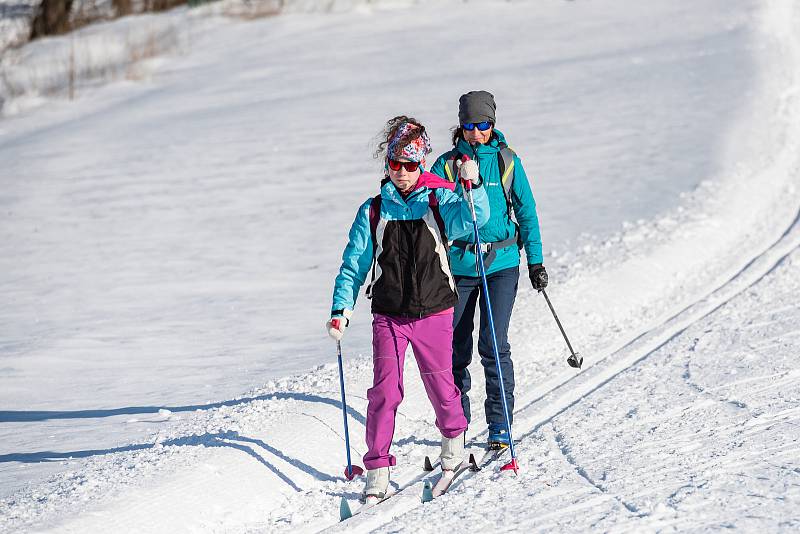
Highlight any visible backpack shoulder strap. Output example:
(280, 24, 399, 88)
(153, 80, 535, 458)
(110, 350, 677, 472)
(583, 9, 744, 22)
(496, 144, 516, 212)
(368, 194, 382, 250)
(497, 144, 516, 196)
(443, 150, 462, 183)
(428, 190, 447, 242)
(365, 194, 382, 300)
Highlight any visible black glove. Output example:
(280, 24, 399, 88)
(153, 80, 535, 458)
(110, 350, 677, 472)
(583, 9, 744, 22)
(529, 263, 548, 290)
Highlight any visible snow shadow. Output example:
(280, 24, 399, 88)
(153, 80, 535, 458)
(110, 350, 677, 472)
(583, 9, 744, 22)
(0, 392, 366, 425)
(0, 442, 153, 463)
(225, 432, 338, 483)
(0, 430, 343, 490)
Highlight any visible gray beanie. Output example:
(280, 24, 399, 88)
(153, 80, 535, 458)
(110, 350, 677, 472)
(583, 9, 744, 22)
(458, 90, 496, 124)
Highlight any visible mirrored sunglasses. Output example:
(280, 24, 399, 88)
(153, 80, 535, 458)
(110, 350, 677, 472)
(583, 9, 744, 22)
(462, 121, 493, 131)
(388, 159, 420, 172)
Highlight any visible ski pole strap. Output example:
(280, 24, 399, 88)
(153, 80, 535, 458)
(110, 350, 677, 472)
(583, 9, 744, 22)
(451, 232, 519, 269)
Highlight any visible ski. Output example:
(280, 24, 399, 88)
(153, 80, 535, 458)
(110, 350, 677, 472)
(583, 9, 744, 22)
(477, 446, 509, 468)
(339, 456, 441, 521)
(338, 439, 509, 520)
(421, 448, 504, 503)
(339, 490, 396, 521)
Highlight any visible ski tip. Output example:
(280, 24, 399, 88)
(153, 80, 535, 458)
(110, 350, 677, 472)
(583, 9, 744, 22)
(423, 456, 435, 471)
(339, 497, 353, 521)
(421, 480, 434, 503)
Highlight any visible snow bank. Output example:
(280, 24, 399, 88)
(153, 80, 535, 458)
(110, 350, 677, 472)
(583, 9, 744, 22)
(0, 8, 197, 115)
(216, 0, 428, 18)
(0, 0, 447, 115)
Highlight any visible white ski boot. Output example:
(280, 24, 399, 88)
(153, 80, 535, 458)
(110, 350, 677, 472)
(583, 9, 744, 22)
(361, 467, 389, 503)
(440, 431, 465, 472)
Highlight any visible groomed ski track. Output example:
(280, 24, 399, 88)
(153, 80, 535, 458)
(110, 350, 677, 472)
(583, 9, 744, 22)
(327, 207, 800, 533)
(324, 209, 800, 533)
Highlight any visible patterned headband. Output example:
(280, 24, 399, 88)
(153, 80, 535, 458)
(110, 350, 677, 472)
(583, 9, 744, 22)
(387, 123, 432, 163)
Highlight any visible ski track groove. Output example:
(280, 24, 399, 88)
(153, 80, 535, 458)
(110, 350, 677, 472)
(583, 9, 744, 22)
(328, 203, 800, 532)
(681, 357, 749, 410)
(701, 369, 797, 392)
(551, 423, 641, 515)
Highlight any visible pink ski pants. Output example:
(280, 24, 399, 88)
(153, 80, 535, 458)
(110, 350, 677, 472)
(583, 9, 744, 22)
(363, 311, 468, 470)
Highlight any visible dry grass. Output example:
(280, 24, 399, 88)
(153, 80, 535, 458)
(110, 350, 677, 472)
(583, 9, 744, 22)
(126, 30, 163, 80)
(221, 0, 283, 20)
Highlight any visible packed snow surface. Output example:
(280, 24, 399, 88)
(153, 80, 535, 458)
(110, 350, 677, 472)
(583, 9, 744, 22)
(1, 0, 800, 532)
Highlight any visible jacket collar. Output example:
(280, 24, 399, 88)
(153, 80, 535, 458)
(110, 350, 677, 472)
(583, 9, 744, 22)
(455, 129, 508, 158)
(380, 171, 453, 204)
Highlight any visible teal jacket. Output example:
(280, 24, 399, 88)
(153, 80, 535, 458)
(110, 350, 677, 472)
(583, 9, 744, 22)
(430, 130, 543, 276)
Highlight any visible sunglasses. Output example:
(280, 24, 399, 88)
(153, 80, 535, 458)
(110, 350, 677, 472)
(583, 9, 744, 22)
(462, 121, 493, 131)
(387, 159, 420, 172)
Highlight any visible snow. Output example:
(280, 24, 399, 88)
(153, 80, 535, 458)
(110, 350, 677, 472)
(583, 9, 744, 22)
(1, 0, 800, 532)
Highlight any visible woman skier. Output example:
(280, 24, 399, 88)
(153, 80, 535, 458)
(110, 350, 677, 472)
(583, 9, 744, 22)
(430, 91, 547, 449)
(327, 116, 489, 502)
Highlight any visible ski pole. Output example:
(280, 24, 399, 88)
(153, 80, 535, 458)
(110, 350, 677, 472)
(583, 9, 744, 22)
(463, 163, 519, 474)
(336, 340, 364, 480)
(540, 288, 583, 369)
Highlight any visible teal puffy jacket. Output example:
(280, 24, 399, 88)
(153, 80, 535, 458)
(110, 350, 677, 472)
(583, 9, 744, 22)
(430, 129, 543, 277)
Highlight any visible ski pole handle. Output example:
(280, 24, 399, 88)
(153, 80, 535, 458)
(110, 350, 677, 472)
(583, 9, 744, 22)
(534, 269, 549, 290)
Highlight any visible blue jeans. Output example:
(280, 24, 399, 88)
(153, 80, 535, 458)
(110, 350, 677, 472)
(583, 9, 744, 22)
(452, 266, 518, 426)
